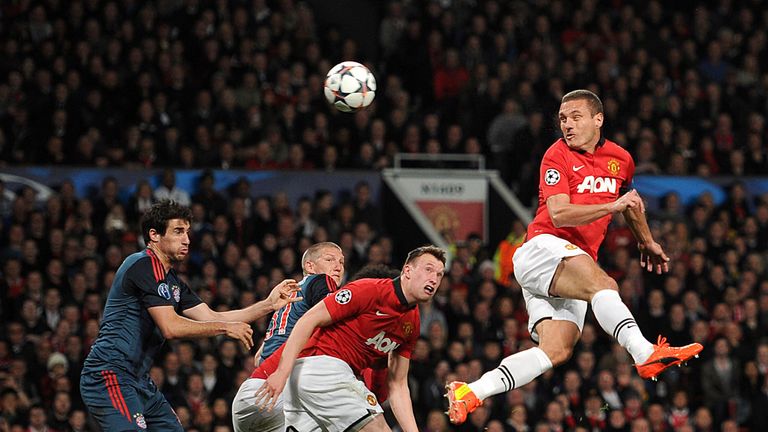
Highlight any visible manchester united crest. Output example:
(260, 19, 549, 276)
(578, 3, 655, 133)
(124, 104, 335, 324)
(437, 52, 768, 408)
(367, 394, 377, 406)
(607, 159, 620, 175)
(402, 321, 414, 337)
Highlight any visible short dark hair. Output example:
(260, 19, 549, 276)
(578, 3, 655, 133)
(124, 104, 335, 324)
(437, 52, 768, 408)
(350, 264, 399, 281)
(140, 201, 192, 243)
(404, 245, 447, 267)
(561, 89, 603, 115)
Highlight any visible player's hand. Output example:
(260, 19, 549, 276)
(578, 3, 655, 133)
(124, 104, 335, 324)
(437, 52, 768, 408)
(225, 322, 254, 351)
(637, 241, 670, 274)
(254, 371, 288, 412)
(611, 190, 644, 213)
(267, 279, 302, 311)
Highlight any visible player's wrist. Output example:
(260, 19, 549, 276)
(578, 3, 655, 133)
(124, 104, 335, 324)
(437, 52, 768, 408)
(637, 240, 654, 249)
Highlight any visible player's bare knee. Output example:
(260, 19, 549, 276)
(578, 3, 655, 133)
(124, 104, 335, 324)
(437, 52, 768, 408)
(540, 344, 573, 367)
(585, 274, 618, 298)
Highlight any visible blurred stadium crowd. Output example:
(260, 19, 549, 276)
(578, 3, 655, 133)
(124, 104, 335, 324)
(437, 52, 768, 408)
(1, 0, 768, 431)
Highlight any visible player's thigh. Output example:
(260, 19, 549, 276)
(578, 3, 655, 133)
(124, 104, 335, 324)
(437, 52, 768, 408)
(513, 234, 590, 299)
(524, 289, 587, 346)
(284, 356, 383, 432)
(142, 381, 184, 431)
(232, 378, 284, 432)
(549, 254, 616, 301)
(80, 371, 145, 431)
(358, 413, 392, 432)
(535, 318, 582, 366)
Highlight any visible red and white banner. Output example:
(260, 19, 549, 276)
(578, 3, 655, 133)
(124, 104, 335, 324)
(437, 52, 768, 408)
(394, 176, 487, 242)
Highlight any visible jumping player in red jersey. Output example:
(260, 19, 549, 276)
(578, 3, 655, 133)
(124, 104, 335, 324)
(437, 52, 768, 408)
(254, 245, 446, 432)
(445, 90, 703, 424)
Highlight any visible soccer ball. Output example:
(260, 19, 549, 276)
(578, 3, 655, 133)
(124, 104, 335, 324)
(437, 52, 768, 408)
(323, 61, 376, 113)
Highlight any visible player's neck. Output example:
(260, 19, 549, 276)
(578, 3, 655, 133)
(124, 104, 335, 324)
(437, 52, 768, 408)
(399, 282, 418, 305)
(148, 244, 170, 273)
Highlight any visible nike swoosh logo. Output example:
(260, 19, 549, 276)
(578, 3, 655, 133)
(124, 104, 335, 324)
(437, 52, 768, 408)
(573, 165, 585, 171)
(642, 357, 678, 366)
(375, 310, 388, 316)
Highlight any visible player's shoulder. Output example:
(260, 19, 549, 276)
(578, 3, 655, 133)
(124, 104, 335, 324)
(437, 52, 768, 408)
(542, 138, 570, 162)
(123, 250, 164, 281)
(338, 277, 391, 302)
(304, 273, 338, 291)
(602, 138, 632, 160)
(544, 138, 567, 155)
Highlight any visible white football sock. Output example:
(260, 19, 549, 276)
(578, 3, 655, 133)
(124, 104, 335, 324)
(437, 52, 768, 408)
(591, 289, 654, 363)
(467, 347, 552, 400)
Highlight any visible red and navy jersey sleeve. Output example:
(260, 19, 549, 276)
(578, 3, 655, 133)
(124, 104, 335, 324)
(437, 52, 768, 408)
(178, 280, 203, 311)
(540, 141, 571, 200)
(124, 257, 174, 309)
(323, 280, 377, 323)
(305, 274, 338, 307)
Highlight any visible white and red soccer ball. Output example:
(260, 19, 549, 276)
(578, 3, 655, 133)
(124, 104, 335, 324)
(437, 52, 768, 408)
(323, 61, 377, 113)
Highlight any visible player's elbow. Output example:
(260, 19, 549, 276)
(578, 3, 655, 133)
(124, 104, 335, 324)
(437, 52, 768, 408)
(549, 210, 566, 228)
(159, 326, 178, 340)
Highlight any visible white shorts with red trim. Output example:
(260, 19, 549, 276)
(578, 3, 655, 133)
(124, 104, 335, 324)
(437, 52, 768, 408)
(513, 234, 589, 343)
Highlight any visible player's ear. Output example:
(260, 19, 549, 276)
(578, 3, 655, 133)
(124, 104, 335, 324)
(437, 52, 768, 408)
(594, 112, 604, 128)
(402, 264, 411, 279)
(149, 228, 161, 242)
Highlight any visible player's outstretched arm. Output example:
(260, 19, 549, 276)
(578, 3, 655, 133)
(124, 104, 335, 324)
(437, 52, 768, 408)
(148, 305, 254, 350)
(253, 301, 333, 411)
(546, 191, 642, 228)
(185, 279, 302, 323)
(621, 192, 670, 274)
(387, 354, 419, 432)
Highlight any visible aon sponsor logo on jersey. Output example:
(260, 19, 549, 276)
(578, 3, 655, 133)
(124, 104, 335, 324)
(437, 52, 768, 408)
(576, 176, 617, 194)
(365, 331, 401, 354)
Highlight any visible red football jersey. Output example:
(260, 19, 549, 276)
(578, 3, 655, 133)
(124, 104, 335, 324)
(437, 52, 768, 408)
(526, 138, 635, 260)
(251, 277, 419, 378)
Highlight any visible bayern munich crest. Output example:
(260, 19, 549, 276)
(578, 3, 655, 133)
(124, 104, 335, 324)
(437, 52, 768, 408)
(335, 289, 352, 304)
(544, 168, 561, 185)
(133, 413, 147, 429)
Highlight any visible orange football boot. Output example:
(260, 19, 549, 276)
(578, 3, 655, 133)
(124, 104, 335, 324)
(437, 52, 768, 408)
(635, 336, 703, 381)
(445, 381, 483, 424)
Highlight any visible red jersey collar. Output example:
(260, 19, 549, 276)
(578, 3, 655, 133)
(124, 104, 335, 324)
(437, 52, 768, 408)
(393, 277, 416, 309)
(574, 134, 606, 154)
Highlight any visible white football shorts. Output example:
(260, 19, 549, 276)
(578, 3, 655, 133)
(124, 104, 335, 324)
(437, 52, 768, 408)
(232, 377, 284, 432)
(513, 234, 589, 343)
(284, 355, 383, 432)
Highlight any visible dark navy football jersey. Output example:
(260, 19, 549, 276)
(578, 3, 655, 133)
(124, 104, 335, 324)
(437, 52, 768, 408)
(260, 273, 338, 361)
(82, 249, 202, 378)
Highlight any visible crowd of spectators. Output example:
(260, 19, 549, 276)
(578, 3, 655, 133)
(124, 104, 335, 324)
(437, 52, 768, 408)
(1, 176, 768, 432)
(1, 0, 768, 431)
(2, 0, 767, 203)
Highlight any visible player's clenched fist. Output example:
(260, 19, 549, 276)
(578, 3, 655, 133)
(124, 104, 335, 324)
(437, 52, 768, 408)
(225, 322, 254, 350)
(610, 189, 644, 213)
